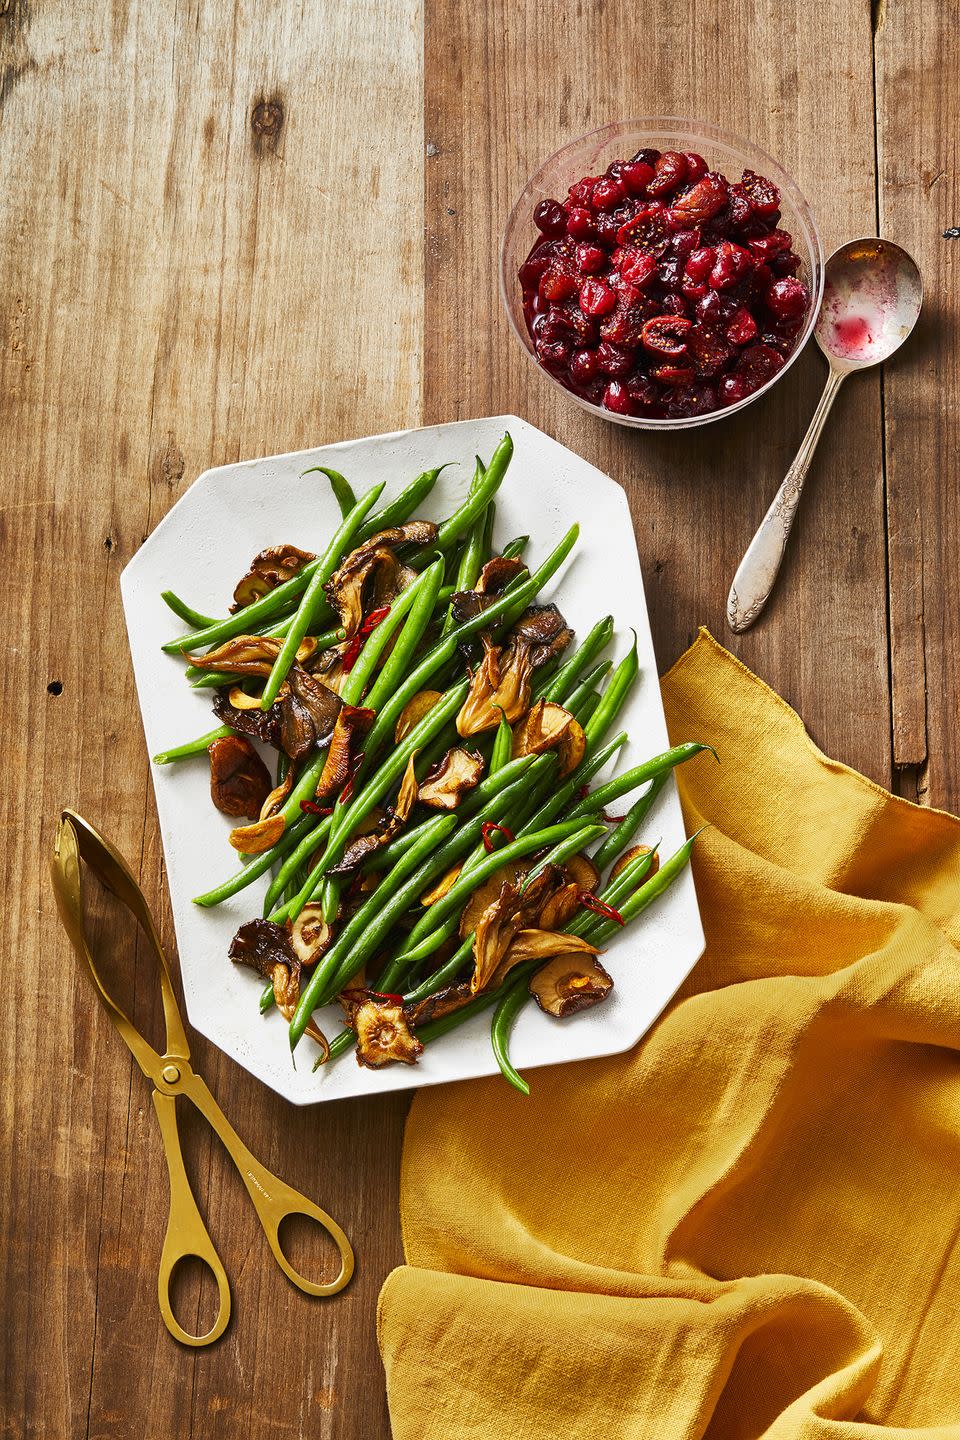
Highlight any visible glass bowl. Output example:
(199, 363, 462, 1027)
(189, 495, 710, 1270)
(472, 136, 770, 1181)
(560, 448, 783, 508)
(500, 117, 824, 430)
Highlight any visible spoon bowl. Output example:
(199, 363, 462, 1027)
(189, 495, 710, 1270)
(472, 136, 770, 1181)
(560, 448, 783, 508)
(816, 238, 923, 371)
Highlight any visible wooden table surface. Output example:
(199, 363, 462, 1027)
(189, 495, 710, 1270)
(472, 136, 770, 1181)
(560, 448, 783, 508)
(2, 1, 956, 1435)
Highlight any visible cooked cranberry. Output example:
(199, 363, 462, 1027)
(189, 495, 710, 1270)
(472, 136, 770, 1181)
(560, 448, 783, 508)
(666, 380, 717, 417)
(579, 278, 617, 316)
(670, 228, 702, 256)
(709, 240, 754, 290)
(646, 151, 688, 198)
(629, 147, 660, 167)
(518, 251, 551, 289)
(657, 255, 684, 289)
(681, 275, 708, 301)
(627, 374, 661, 410)
(606, 160, 627, 183)
(766, 277, 809, 320)
(621, 160, 654, 195)
(593, 212, 621, 244)
(724, 184, 754, 229)
(661, 293, 688, 317)
(771, 250, 801, 277)
(597, 341, 634, 377)
(534, 199, 567, 236)
(591, 176, 624, 211)
(567, 307, 599, 344)
(684, 152, 709, 182)
(641, 314, 692, 358)
(539, 267, 579, 302)
(536, 337, 570, 364)
(575, 243, 606, 274)
(740, 169, 780, 217)
(685, 246, 715, 283)
(568, 177, 598, 207)
(537, 307, 571, 341)
(651, 363, 695, 385)
(617, 202, 671, 253)
(718, 373, 751, 406)
(602, 380, 633, 414)
(569, 347, 602, 383)
(688, 324, 733, 376)
(669, 173, 728, 224)
(695, 290, 724, 325)
(726, 308, 758, 346)
(599, 309, 636, 344)
(747, 228, 792, 263)
(737, 342, 784, 387)
(566, 206, 596, 241)
(617, 248, 657, 287)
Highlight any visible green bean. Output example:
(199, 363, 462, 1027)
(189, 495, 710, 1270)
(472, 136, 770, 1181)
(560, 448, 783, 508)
(520, 823, 605, 886)
(500, 536, 529, 560)
(288, 815, 458, 1047)
(517, 732, 628, 838)
(564, 661, 612, 718)
(161, 591, 217, 630)
(433, 435, 512, 553)
(539, 616, 615, 704)
(592, 774, 669, 875)
(441, 502, 490, 635)
(261, 815, 334, 916)
(353, 561, 448, 727)
(564, 743, 716, 824)
(356, 465, 448, 544)
(260, 981, 275, 1014)
(259, 484, 385, 707)
(587, 830, 703, 946)
(489, 708, 512, 773)
(582, 637, 639, 745)
(491, 971, 534, 1095)
(191, 811, 316, 907)
(153, 723, 233, 765)
(300, 465, 357, 519)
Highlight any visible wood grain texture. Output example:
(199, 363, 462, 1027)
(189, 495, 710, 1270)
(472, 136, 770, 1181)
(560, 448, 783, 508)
(1, 0, 955, 1437)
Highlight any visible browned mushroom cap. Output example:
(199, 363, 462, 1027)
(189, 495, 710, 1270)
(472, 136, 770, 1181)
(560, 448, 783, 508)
(511, 699, 586, 778)
(565, 853, 600, 893)
(187, 634, 317, 678)
(327, 814, 401, 876)
(288, 904, 334, 965)
(456, 635, 534, 737)
(213, 688, 281, 747)
(228, 811, 286, 854)
(229, 917, 299, 980)
(418, 747, 484, 809)
(394, 751, 421, 821)
(395, 690, 443, 743)
(529, 952, 613, 1018)
(512, 603, 574, 668)
(406, 982, 473, 1026)
(259, 767, 294, 821)
(537, 880, 582, 931)
(420, 862, 464, 906)
(491, 928, 599, 989)
(314, 704, 375, 801)
(470, 866, 559, 993)
(231, 544, 317, 611)
(351, 996, 424, 1068)
(278, 666, 343, 760)
(476, 555, 528, 595)
(325, 523, 438, 637)
(610, 844, 659, 882)
(457, 858, 529, 937)
(208, 736, 273, 820)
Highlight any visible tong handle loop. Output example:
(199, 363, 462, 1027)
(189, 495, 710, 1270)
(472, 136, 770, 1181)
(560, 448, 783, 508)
(241, 1154, 355, 1297)
(153, 1091, 231, 1347)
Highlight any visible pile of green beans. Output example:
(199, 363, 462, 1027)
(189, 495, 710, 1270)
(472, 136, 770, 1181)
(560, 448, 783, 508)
(151, 430, 716, 1088)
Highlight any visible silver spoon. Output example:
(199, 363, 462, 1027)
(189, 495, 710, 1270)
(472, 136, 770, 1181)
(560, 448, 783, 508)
(727, 238, 922, 633)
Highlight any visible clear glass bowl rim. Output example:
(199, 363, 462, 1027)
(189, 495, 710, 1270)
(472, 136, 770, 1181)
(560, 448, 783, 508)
(499, 116, 825, 430)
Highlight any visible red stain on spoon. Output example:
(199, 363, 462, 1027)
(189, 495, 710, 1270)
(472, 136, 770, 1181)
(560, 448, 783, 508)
(831, 314, 875, 359)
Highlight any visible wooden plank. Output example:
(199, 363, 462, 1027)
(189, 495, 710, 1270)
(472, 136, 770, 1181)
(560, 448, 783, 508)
(424, 0, 891, 788)
(0, 1, 421, 1437)
(875, 0, 960, 810)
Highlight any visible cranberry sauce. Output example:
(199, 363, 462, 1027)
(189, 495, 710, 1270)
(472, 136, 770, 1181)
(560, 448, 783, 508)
(519, 150, 810, 420)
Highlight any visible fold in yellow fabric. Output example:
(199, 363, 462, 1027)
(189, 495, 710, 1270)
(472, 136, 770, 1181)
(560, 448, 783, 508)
(378, 630, 960, 1439)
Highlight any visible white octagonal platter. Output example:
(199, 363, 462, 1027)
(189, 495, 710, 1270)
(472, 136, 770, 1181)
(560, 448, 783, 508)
(121, 415, 704, 1103)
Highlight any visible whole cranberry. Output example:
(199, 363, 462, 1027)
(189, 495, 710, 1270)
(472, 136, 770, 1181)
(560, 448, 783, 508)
(771, 250, 801, 277)
(726, 308, 758, 346)
(518, 251, 551, 290)
(566, 206, 596, 240)
(575, 243, 607, 274)
(568, 177, 598, 207)
(606, 160, 627, 183)
(671, 228, 702, 256)
(534, 199, 567, 236)
(681, 275, 708, 301)
(684, 152, 709, 182)
(618, 248, 657, 287)
(666, 379, 717, 417)
(602, 380, 633, 414)
(737, 342, 785, 387)
(747, 228, 792, 263)
(709, 240, 754, 290)
(591, 176, 624, 211)
(629, 147, 660, 167)
(579, 278, 617, 316)
(594, 212, 621, 244)
(569, 347, 602, 383)
(695, 290, 724, 325)
(766, 277, 809, 320)
(719, 373, 751, 406)
(657, 255, 684, 289)
(537, 306, 571, 341)
(685, 246, 715, 283)
(646, 151, 688, 198)
(661, 293, 688, 317)
(536, 337, 570, 365)
(740, 169, 781, 216)
(596, 341, 633, 376)
(567, 307, 599, 344)
(621, 160, 655, 195)
(539, 267, 579, 302)
(627, 374, 661, 408)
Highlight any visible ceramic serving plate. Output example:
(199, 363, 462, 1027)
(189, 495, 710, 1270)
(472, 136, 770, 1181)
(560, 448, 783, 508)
(121, 415, 705, 1103)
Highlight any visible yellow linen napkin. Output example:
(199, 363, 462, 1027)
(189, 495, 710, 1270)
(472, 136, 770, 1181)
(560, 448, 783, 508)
(378, 630, 960, 1439)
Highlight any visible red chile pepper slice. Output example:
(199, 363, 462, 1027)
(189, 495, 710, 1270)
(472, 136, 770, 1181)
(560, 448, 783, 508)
(578, 891, 626, 926)
(343, 607, 391, 672)
(367, 989, 405, 1003)
(341, 636, 363, 673)
(338, 751, 365, 807)
(300, 800, 334, 816)
(360, 605, 391, 636)
(481, 820, 516, 853)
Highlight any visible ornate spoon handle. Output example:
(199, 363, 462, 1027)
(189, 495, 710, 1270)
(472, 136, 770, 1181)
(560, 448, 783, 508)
(727, 368, 845, 633)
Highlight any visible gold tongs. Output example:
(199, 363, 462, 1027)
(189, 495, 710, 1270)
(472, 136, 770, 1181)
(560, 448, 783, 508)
(51, 809, 354, 1346)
